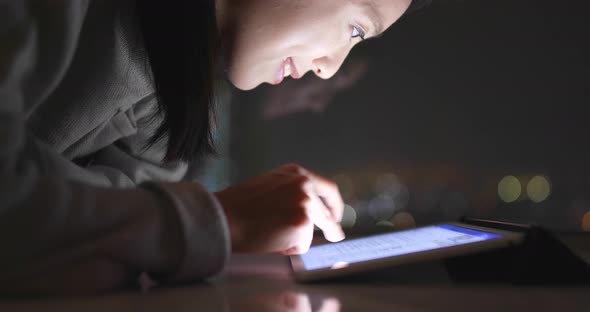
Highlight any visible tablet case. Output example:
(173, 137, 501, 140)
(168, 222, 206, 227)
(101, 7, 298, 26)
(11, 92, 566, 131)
(444, 217, 590, 285)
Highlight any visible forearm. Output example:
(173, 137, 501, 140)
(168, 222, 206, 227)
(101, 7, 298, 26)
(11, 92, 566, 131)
(0, 174, 230, 296)
(0, 177, 177, 295)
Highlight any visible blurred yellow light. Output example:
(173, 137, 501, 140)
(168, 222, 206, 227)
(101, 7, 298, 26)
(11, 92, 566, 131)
(376, 220, 395, 228)
(340, 204, 357, 228)
(526, 176, 551, 203)
(583, 211, 590, 232)
(390, 212, 416, 229)
(498, 176, 522, 203)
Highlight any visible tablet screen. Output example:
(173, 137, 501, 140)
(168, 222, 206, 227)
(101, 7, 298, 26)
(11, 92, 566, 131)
(300, 224, 501, 270)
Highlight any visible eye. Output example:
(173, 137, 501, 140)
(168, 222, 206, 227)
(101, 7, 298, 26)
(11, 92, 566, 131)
(351, 26, 366, 41)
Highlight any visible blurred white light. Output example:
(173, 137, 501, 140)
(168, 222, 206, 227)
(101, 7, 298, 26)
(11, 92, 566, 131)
(368, 194, 395, 221)
(331, 261, 350, 269)
(375, 173, 402, 196)
(333, 174, 355, 201)
(498, 176, 522, 203)
(390, 212, 416, 229)
(526, 176, 551, 203)
(340, 204, 357, 228)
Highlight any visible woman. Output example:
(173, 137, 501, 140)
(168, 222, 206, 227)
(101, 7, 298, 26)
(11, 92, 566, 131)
(0, 0, 427, 295)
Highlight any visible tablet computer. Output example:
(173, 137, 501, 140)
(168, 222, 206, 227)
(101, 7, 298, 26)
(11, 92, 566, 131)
(290, 222, 524, 282)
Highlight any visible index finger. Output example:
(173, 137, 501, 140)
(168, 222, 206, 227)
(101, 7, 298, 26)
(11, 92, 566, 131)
(303, 182, 345, 242)
(300, 169, 345, 222)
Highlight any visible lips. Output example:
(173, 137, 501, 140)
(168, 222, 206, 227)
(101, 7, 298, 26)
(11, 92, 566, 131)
(274, 57, 301, 84)
(286, 57, 301, 79)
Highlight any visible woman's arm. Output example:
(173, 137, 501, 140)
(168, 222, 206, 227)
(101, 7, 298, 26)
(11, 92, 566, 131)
(0, 1, 230, 296)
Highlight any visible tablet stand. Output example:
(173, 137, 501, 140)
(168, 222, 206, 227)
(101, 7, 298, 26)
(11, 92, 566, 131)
(444, 218, 590, 285)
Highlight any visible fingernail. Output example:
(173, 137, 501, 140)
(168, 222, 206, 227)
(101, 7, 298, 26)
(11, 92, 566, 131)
(330, 227, 345, 242)
(337, 228, 346, 240)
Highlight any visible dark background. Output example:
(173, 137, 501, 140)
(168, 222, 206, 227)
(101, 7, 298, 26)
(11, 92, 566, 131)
(228, 0, 590, 231)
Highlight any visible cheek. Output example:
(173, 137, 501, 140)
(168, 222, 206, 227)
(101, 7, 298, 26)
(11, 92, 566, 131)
(225, 12, 342, 90)
(227, 45, 277, 90)
(226, 31, 305, 90)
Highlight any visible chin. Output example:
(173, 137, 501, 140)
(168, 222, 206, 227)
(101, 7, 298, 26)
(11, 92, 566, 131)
(227, 73, 263, 91)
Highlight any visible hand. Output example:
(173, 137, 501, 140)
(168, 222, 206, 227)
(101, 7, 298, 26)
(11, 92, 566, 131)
(214, 164, 345, 254)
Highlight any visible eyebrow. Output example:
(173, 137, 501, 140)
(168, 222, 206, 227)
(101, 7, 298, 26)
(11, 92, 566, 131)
(359, 0, 385, 37)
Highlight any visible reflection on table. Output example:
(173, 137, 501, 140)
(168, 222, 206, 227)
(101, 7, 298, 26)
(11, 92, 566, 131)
(1, 244, 589, 312)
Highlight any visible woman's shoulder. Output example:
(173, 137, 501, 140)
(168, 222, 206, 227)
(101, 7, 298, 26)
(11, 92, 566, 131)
(20, 0, 157, 157)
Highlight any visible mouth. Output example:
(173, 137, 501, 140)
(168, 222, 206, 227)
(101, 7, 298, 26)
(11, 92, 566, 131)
(274, 57, 301, 85)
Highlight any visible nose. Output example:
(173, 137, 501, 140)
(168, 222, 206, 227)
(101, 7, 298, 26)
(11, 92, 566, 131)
(312, 46, 351, 80)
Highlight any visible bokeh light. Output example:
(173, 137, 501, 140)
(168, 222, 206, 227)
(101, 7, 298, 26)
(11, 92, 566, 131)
(375, 220, 395, 228)
(526, 175, 551, 203)
(374, 172, 410, 211)
(571, 199, 589, 225)
(375, 173, 402, 195)
(583, 211, 590, 232)
(368, 194, 396, 221)
(340, 204, 357, 228)
(332, 174, 355, 201)
(498, 175, 522, 203)
(390, 212, 416, 229)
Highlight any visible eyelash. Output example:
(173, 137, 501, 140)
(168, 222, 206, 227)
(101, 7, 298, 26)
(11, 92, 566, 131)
(351, 25, 366, 41)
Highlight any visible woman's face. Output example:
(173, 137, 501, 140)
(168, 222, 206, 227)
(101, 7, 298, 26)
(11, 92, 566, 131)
(219, 0, 412, 90)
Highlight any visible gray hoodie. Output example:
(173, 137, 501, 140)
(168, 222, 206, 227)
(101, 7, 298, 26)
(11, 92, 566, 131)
(0, 0, 230, 294)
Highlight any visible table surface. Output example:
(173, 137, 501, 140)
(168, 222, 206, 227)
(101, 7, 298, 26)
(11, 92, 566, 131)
(1, 233, 589, 312)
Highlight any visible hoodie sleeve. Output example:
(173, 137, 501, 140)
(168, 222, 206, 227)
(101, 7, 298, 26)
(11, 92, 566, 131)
(0, 0, 230, 296)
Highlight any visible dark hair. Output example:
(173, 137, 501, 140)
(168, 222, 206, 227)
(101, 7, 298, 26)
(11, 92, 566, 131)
(136, 0, 218, 163)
